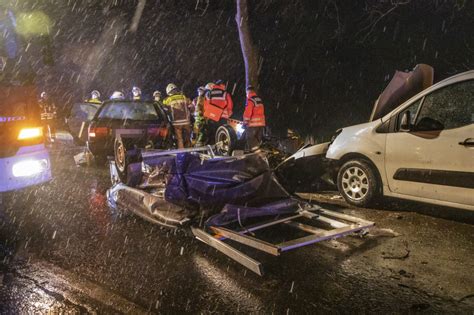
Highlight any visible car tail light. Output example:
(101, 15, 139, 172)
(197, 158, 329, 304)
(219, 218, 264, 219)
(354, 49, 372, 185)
(148, 127, 168, 138)
(18, 127, 43, 140)
(89, 126, 108, 138)
(147, 127, 160, 135)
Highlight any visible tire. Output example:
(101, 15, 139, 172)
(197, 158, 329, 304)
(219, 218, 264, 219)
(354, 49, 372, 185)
(337, 159, 380, 207)
(215, 125, 237, 156)
(114, 137, 140, 184)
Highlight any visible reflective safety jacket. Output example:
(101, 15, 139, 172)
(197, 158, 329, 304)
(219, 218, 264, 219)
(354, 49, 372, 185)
(203, 84, 233, 121)
(243, 91, 266, 127)
(86, 98, 102, 104)
(193, 95, 205, 119)
(163, 93, 191, 126)
(39, 99, 56, 114)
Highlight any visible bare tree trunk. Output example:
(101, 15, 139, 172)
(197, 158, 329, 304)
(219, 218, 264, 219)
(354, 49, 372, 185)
(235, 0, 260, 90)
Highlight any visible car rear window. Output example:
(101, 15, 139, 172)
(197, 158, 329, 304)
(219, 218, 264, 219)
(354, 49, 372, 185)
(98, 102, 159, 121)
(71, 103, 100, 121)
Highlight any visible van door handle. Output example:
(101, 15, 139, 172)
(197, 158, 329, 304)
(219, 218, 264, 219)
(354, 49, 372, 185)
(459, 138, 474, 146)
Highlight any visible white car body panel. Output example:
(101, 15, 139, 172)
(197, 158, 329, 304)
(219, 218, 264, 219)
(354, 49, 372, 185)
(326, 120, 388, 189)
(326, 70, 474, 211)
(289, 142, 329, 161)
(385, 124, 474, 206)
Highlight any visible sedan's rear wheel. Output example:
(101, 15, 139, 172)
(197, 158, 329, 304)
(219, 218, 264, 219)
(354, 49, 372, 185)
(114, 137, 140, 185)
(215, 125, 237, 156)
(115, 139, 127, 173)
(337, 159, 380, 207)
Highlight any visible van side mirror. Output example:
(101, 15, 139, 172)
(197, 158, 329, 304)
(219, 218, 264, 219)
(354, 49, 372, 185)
(399, 111, 411, 132)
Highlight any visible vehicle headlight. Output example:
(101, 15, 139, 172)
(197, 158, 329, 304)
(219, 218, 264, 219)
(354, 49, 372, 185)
(12, 159, 49, 177)
(236, 123, 245, 136)
(330, 128, 343, 144)
(18, 127, 43, 140)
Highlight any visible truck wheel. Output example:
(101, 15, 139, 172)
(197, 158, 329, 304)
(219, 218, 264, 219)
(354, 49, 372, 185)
(114, 137, 139, 184)
(215, 125, 237, 156)
(337, 159, 380, 207)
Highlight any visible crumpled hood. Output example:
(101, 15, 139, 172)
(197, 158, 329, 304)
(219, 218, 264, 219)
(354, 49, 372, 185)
(370, 64, 433, 121)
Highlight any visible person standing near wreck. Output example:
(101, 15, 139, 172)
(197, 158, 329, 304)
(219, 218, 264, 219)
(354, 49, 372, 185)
(86, 90, 102, 104)
(204, 80, 233, 122)
(203, 80, 234, 145)
(131, 86, 142, 100)
(243, 85, 266, 153)
(192, 86, 207, 146)
(153, 90, 163, 104)
(163, 83, 192, 148)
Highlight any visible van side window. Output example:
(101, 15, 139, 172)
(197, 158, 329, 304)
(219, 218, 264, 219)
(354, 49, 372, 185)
(416, 80, 474, 130)
(397, 98, 422, 131)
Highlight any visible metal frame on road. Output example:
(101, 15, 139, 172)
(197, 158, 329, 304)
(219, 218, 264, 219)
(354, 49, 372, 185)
(192, 207, 375, 276)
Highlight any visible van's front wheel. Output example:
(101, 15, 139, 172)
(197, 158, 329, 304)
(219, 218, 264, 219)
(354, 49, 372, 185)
(337, 159, 380, 207)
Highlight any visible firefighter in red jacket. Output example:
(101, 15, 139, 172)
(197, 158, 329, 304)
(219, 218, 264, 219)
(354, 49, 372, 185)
(203, 80, 234, 145)
(203, 80, 233, 123)
(243, 86, 265, 152)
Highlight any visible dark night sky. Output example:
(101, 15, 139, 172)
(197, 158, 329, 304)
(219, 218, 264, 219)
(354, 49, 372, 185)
(9, 0, 474, 138)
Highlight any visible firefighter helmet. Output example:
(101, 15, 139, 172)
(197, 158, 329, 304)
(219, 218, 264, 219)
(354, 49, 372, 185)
(166, 83, 178, 95)
(91, 90, 101, 99)
(110, 91, 125, 100)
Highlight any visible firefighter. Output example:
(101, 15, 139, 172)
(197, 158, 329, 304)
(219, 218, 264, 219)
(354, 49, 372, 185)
(38, 91, 48, 113)
(163, 83, 192, 148)
(203, 80, 233, 142)
(110, 91, 125, 100)
(87, 90, 101, 104)
(38, 91, 57, 142)
(243, 85, 266, 153)
(131, 86, 142, 100)
(203, 80, 233, 122)
(153, 90, 162, 103)
(192, 86, 207, 146)
(38, 91, 56, 114)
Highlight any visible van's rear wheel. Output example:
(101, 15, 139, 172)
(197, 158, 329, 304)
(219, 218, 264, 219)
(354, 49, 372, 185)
(337, 159, 380, 207)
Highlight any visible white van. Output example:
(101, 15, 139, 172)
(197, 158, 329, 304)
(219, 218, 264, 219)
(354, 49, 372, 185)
(326, 68, 474, 211)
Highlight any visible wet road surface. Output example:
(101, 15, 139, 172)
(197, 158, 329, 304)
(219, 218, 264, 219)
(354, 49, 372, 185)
(1, 139, 473, 313)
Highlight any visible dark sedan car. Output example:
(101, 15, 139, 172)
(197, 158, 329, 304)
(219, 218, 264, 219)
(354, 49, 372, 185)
(87, 100, 174, 163)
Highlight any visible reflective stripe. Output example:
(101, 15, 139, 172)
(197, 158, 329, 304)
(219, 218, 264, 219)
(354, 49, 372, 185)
(173, 120, 191, 126)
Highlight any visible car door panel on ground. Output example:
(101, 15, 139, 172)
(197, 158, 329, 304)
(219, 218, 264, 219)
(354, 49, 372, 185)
(385, 79, 474, 206)
(68, 103, 101, 142)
